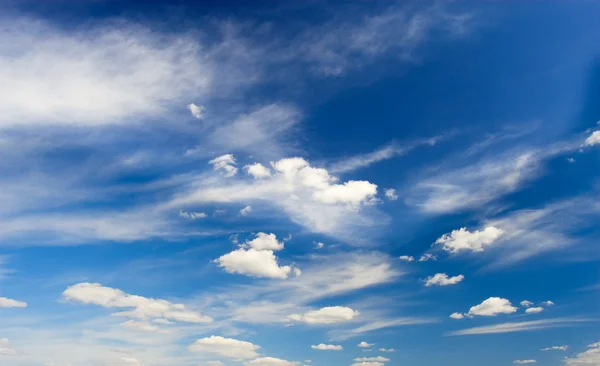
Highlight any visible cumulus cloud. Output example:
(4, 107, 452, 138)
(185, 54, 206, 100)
(0, 297, 27, 308)
(63, 282, 212, 323)
(315, 242, 324, 249)
(384, 189, 398, 201)
(354, 356, 390, 362)
(169, 157, 380, 242)
(245, 357, 300, 366)
(187, 103, 206, 119)
(240, 205, 253, 216)
(513, 360, 536, 364)
(179, 210, 207, 219)
(215, 232, 298, 279)
(289, 306, 359, 324)
(435, 226, 504, 253)
(209, 154, 238, 177)
(246, 163, 272, 178)
(311, 344, 343, 351)
(189, 336, 261, 360)
(564, 342, 600, 365)
(418, 254, 437, 262)
(541, 301, 554, 306)
(351, 362, 384, 366)
(358, 341, 374, 348)
(449, 312, 464, 319)
(0, 18, 209, 127)
(525, 307, 543, 314)
(398, 255, 414, 262)
(584, 131, 600, 146)
(541, 345, 567, 351)
(467, 297, 517, 317)
(424, 273, 464, 287)
(520, 300, 533, 307)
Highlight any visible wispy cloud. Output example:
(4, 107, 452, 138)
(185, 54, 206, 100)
(447, 318, 593, 336)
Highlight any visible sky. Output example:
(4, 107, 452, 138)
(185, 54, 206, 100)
(0, 1, 599, 366)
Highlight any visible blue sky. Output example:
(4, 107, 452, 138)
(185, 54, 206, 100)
(0, 1, 599, 366)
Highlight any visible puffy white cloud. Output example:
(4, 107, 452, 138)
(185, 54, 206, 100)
(418, 254, 437, 262)
(0, 18, 209, 127)
(542, 300, 554, 306)
(189, 336, 261, 360)
(0, 338, 17, 356)
(178, 210, 207, 219)
(215, 248, 298, 279)
(354, 356, 390, 362)
(467, 297, 517, 316)
(311, 344, 343, 351)
(564, 342, 600, 365)
(525, 307, 543, 314)
(449, 312, 464, 320)
(187, 103, 205, 119)
(513, 360, 536, 364)
(424, 273, 464, 287)
(246, 163, 272, 178)
(384, 189, 398, 201)
(245, 357, 300, 366)
(398, 255, 413, 262)
(242, 233, 284, 251)
(378, 349, 395, 352)
(0, 297, 27, 308)
(584, 131, 600, 146)
(209, 154, 238, 177)
(240, 205, 253, 216)
(169, 157, 380, 242)
(315, 242, 324, 249)
(289, 306, 359, 324)
(435, 226, 504, 253)
(541, 345, 567, 351)
(351, 362, 384, 366)
(520, 300, 533, 307)
(63, 282, 211, 323)
(358, 341, 374, 348)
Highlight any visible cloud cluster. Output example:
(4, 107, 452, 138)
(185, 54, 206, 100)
(424, 273, 464, 287)
(63, 282, 212, 323)
(189, 336, 261, 360)
(311, 344, 342, 351)
(435, 227, 504, 253)
(209, 154, 239, 177)
(215, 232, 299, 279)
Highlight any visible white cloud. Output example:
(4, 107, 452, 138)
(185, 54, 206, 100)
(525, 307, 543, 314)
(584, 131, 600, 146)
(202, 362, 225, 366)
(187, 103, 206, 119)
(449, 312, 464, 319)
(354, 356, 390, 362)
(0, 297, 27, 308)
(513, 360, 536, 364)
(358, 341, 374, 348)
(541, 345, 568, 351)
(542, 301, 554, 306)
(384, 189, 398, 201)
(179, 210, 207, 219)
(0, 338, 17, 356)
(289, 306, 359, 324)
(424, 273, 464, 287)
(169, 157, 380, 242)
(520, 300, 533, 307)
(240, 205, 253, 216)
(242, 233, 284, 251)
(418, 254, 437, 262)
(564, 342, 600, 365)
(448, 318, 590, 336)
(63, 282, 212, 323)
(0, 18, 209, 127)
(245, 357, 300, 366)
(378, 349, 395, 352)
(434, 226, 504, 253)
(215, 248, 298, 279)
(190, 336, 261, 360)
(311, 344, 343, 351)
(246, 163, 272, 178)
(120, 320, 162, 332)
(467, 297, 517, 317)
(398, 255, 414, 262)
(315, 242, 324, 249)
(351, 362, 384, 366)
(209, 154, 238, 177)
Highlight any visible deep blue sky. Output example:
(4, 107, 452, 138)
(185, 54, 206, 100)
(0, 1, 599, 366)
